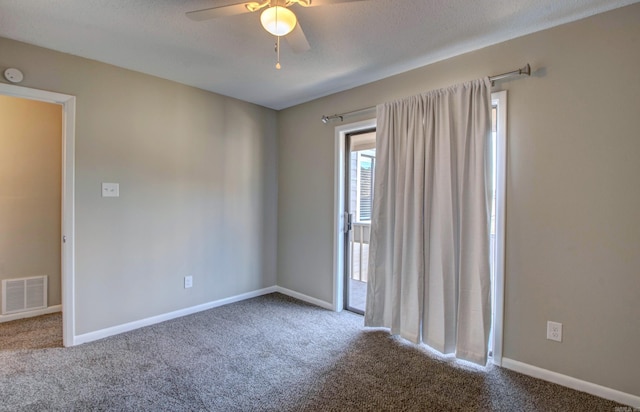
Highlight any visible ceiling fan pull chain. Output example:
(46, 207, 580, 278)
(276, 36, 282, 69)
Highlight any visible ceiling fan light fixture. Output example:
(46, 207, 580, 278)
(260, 6, 297, 36)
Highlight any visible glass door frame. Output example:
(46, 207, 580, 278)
(343, 130, 376, 314)
(332, 119, 376, 314)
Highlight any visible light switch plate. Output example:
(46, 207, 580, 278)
(102, 183, 119, 197)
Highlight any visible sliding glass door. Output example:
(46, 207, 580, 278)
(344, 130, 376, 314)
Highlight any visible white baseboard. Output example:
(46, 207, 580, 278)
(0, 304, 62, 323)
(73, 285, 333, 347)
(502, 358, 640, 408)
(73, 286, 278, 345)
(275, 286, 334, 310)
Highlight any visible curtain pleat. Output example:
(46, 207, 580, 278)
(364, 78, 492, 365)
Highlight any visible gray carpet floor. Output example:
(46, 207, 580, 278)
(0, 293, 624, 411)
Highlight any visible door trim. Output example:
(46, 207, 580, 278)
(491, 90, 507, 365)
(332, 118, 376, 312)
(0, 83, 76, 347)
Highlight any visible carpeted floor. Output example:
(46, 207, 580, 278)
(0, 312, 62, 351)
(0, 293, 625, 411)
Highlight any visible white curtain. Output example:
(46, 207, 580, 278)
(364, 78, 493, 365)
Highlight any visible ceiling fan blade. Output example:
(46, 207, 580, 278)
(186, 2, 251, 21)
(300, 0, 370, 6)
(286, 22, 311, 53)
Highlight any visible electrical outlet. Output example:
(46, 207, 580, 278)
(184, 276, 193, 289)
(547, 321, 562, 342)
(101, 182, 120, 197)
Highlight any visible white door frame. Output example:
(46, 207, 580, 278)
(331, 95, 507, 365)
(332, 118, 376, 312)
(0, 83, 76, 347)
(491, 90, 507, 365)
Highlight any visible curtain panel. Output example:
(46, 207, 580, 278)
(364, 78, 493, 365)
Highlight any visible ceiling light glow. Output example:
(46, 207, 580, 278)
(260, 6, 297, 36)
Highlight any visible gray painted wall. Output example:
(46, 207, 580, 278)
(0, 1, 638, 399)
(277, 4, 640, 397)
(0, 37, 278, 334)
(0, 95, 62, 308)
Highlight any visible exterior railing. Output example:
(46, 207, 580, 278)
(350, 222, 370, 282)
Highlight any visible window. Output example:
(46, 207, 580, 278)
(350, 149, 376, 223)
(358, 153, 375, 221)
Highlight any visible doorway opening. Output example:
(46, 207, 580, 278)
(332, 118, 376, 314)
(0, 83, 76, 347)
(344, 130, 376, 314)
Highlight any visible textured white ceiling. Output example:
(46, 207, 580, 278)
(0, 0, 637, 109)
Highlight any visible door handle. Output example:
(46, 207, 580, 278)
(345, 212, 353, 233)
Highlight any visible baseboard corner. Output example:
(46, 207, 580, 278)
(275, 286, 334, 310)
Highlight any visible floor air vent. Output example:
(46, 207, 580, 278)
(1, 276, 48, 315)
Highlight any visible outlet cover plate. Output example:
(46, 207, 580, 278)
(184, 276, 193, 289)
(102, 182, 119, 197)
(547, 321, 562, 342)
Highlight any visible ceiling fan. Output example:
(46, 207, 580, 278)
(186, 0, 369, 68)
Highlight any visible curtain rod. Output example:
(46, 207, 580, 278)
(321, 63, 531, 124)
